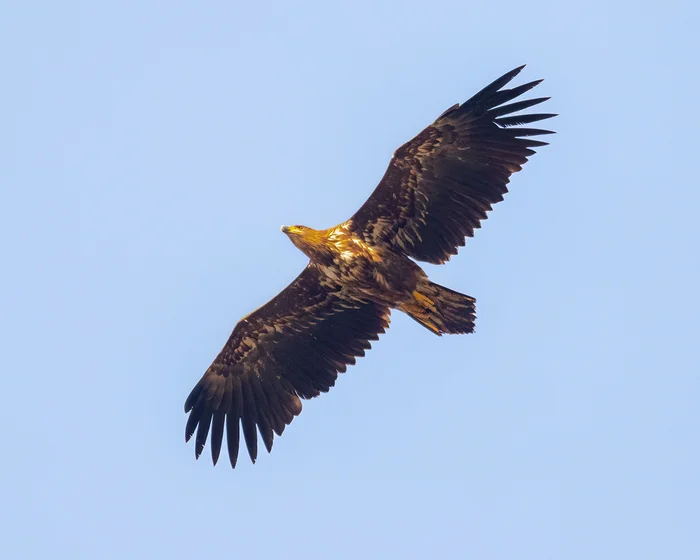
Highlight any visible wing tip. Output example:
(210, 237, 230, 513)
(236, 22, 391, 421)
(184, 386, 200, 413)
(509, 64, 527, 76)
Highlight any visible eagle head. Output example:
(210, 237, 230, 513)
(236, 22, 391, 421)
(281, 225, 333, 263)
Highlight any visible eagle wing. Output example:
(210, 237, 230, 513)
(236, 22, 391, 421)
(348, 65, 556, 264)
(184, 264, 391, 468)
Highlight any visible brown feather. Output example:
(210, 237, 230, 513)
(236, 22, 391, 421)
(348, 65, 555, 264)
(184, 265, 390, 467)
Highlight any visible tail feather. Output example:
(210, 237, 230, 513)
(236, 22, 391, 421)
(400, 282, 476, 336)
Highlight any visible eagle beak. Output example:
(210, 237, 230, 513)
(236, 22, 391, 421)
(281, 225, 290, 234)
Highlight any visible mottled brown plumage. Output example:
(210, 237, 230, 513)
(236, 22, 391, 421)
(185, 65, 555, 467)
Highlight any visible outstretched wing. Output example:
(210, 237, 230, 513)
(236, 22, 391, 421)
(184, 264, 391, 468)
(348, 65, 556, 264)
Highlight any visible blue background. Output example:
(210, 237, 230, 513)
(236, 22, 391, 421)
(2, 1, 698, 558)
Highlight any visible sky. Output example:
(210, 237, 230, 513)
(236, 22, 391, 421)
(2, 1, 699, 558)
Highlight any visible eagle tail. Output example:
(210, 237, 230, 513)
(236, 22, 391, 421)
(400, 282, 476, 336)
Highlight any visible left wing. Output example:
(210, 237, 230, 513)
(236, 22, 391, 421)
(348, 65, 555, 264)
(185, 264, 391, 467)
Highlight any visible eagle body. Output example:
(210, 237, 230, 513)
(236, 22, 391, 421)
(283, 223, 425, 309)
(184, 66, 556, 467)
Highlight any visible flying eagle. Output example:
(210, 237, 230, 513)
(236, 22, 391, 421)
(185, 65, 555, 467)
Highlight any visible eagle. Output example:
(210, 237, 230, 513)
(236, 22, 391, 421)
(185, 65, 555, 467)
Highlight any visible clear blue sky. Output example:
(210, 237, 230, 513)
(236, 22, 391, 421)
(2, 1, 698, 558)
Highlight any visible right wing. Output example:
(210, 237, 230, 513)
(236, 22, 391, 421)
(184, 264, 391, 467)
